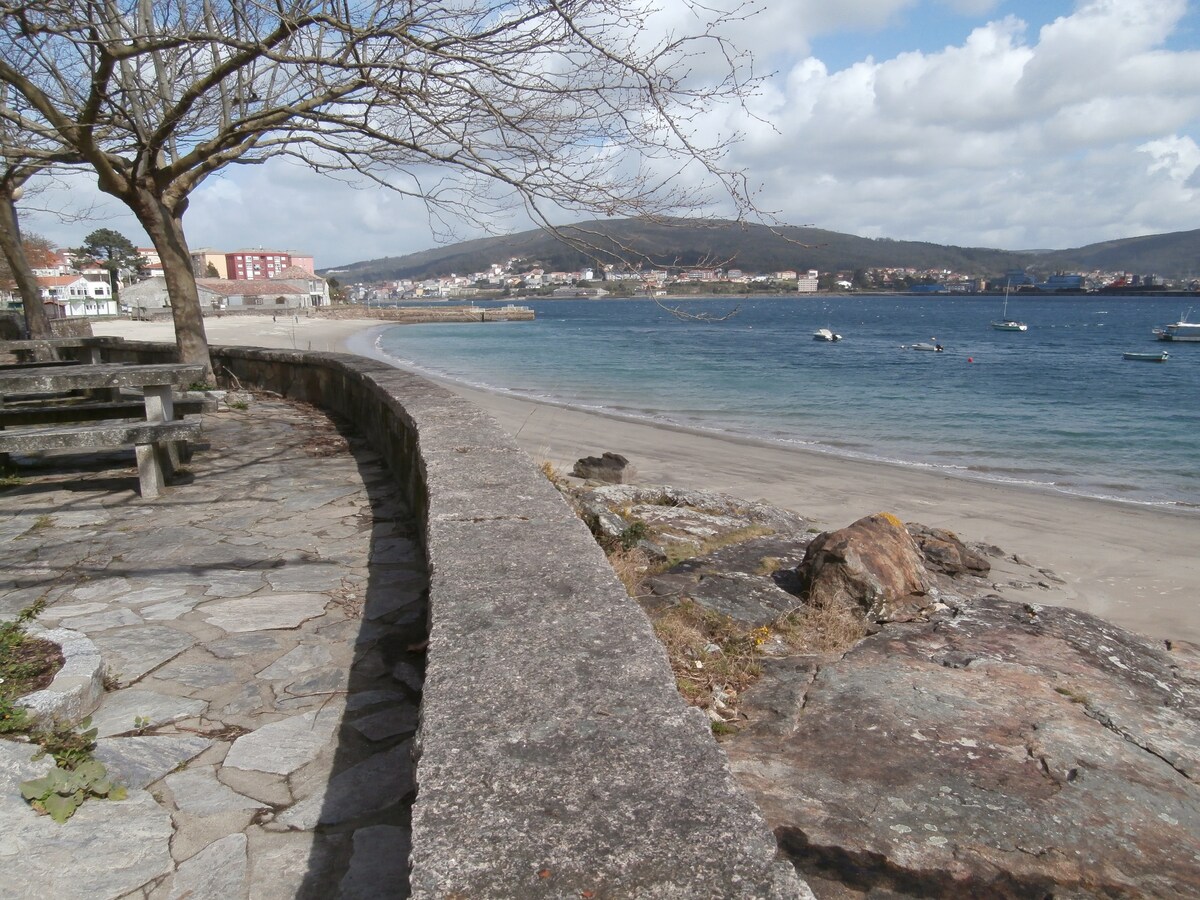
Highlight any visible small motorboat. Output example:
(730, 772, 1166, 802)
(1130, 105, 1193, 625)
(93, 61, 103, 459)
(908, 341, 944, 352)
(813, 328, 842, 342)
(1123, 350, 1169, 362)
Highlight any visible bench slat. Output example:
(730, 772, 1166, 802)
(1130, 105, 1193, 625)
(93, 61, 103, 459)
(0, 417, 202, 453)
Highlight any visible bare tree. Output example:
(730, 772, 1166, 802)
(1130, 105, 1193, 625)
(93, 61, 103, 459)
(0, 0, 759, 372)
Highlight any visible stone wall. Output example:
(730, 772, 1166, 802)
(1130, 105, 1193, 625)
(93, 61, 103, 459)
(315, 305, 534, 322)
(109, 340, 808, 899)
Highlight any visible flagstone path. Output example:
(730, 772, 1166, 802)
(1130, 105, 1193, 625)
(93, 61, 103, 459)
(0, 396, 425, 899)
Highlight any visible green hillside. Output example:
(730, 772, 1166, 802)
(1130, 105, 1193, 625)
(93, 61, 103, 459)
(322, 219, 1200, 282)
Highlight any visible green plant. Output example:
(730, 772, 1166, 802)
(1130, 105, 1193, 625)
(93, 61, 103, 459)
(0, 599, 51, 734)
(32, 717, 99, 770)
(132, 715, 151, 734)
(0, 697, 30, 734)
(19, 716, 127, 822)
(618, 520, 649, 550)
(229, 400, 249, 410)
(20, 758, 127, 823)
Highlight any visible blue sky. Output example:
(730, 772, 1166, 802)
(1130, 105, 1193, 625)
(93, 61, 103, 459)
(811, 2, 1062, 70)
(23, 0, 1200, 269)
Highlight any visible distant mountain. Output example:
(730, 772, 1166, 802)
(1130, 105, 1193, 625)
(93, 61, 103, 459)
(321, 220, 1200, 282)
(1032, 229, 1200, 277)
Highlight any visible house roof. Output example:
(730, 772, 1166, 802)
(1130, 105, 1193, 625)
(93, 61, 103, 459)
(196, 278, 304, 297)
(36, 275, 84, 287)
(275, 265, 323, 281)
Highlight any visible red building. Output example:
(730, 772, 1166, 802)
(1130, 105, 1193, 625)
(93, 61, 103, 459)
(225, 249, 292, 281)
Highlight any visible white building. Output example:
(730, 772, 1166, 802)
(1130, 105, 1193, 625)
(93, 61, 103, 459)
(36, 275, 118, 318)
(797, 270, 820, 293)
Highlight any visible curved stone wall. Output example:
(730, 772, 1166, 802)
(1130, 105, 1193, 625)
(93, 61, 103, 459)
(115, 342, 806, 898)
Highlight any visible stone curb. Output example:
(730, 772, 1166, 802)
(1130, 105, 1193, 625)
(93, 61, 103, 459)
(19, 626, 106, 727)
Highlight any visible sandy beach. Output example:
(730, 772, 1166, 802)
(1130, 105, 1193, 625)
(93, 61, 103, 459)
(94, 315, 1200, 644)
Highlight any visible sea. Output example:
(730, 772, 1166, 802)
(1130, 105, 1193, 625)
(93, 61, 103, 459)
(369, 294, 1200, 510)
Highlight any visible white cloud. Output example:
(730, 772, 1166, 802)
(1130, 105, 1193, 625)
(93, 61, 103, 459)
(714, 0, 1200, 250)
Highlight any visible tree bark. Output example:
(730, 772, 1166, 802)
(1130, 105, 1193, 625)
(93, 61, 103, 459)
(127, 188, 213, 378)
(0, 188, 52, 340)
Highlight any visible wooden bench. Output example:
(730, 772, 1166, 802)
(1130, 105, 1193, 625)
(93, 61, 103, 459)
(0, 417, 204, 498)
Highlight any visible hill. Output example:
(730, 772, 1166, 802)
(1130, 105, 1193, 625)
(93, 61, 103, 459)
(321, 220, 1200, 282)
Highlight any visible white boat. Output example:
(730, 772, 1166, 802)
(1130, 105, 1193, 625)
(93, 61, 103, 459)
(908, 341, 944, 352)
(990, 287, 1027, 332)
(812, 328, 842, 342)
(1154, 308, 1200, 342)
(1123, 350, 1169, 362)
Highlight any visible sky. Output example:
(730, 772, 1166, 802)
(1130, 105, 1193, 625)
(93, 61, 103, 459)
(20, 0, 1200, 271)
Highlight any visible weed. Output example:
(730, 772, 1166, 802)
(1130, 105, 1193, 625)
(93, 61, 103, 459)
(229, 400, 249, 410)
(21, 760, 126, 823)
(30, 515, 54, 532)
(32, 717, 99, 770)
(618, 519, 648, 550)
(1054, 685, 1090, 705)
(0, 600, 58, 735)
(132, 715, 151, 734)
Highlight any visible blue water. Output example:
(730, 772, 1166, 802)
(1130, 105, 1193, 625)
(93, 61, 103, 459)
(371, 295, 1200, 508)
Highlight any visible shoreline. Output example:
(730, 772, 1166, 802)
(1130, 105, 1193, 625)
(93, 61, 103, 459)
(94, 316, 1200, 644)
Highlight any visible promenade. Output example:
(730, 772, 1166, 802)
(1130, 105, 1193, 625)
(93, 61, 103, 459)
(0, 395, 426, 898)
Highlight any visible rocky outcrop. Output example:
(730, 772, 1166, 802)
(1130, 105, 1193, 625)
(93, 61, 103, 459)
(797, 513, 937, 623)
(568, 484, 1200, 897)
(726, 598, 1200, 898)
(571, 451, 637, 483)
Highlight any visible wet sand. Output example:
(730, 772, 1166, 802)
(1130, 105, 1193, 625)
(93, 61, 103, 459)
(96, 316, 1200, 644)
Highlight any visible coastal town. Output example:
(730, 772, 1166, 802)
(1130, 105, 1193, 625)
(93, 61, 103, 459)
(5, 230, 1196, 324)
(340, 259, 1193, 303)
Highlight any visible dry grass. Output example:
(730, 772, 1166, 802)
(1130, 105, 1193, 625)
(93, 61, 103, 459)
(607, 545, 652, 595)
(537, 458, 570, 491)
(773, 598, 867, 653)
(651, 600, 768, 732)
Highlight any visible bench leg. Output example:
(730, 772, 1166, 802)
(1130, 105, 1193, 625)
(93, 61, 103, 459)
(134, 444, 165, 498)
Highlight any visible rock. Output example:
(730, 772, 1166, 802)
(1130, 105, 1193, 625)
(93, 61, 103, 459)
(571, 451, 636, 483)
(906, 522, 991, 576)
(797, 513, 935, 623)
(726, 597, 1200, 899)
(643, 535, 811, 628)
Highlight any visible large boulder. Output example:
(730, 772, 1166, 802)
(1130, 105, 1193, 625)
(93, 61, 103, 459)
(726, 598, 1200, 899)
(797, 513, 935, 623)
(571, 451, 637, 484)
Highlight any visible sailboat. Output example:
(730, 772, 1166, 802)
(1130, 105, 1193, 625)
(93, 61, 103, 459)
(991, 286, 1027, 332)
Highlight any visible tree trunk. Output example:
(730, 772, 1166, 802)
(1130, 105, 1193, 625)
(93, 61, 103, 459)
(127, 189, 213, 378)
(0, 188, 52, 340)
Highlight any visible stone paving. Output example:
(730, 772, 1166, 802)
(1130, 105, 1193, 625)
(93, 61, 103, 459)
(0, 396, 427, 899)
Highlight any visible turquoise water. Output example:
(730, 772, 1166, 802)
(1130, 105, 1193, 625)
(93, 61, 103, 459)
(371, 295, 1200, 508)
